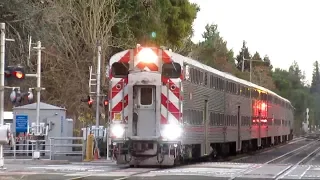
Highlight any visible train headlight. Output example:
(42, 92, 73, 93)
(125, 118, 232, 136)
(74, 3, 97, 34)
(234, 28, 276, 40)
(136, 48, 158, 63)
(111, 125, 124, 138)
(162, 124, 182, 141)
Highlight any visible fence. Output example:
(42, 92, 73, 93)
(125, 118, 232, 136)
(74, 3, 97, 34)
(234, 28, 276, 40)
(3, 136, 85, 161)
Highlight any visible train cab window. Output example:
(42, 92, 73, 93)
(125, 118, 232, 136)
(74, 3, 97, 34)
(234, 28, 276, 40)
(204, 72, 208, 86)
(162, 63, 181, 78)
(111, 62, 129, 77)
(140, 87, 153, 105)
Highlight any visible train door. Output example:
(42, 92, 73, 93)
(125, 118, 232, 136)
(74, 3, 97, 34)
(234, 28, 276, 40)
(237, 106, 242, 151)
(204, 99, 209, 155)
(133, 85, 156, 137)
(258, 111, 261, 147)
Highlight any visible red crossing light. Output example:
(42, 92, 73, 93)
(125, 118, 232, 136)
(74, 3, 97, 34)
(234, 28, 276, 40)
(13, 71, 25, 79)
(87, 96, 93, 108)
(104, 100, 108, 106)
(5, 66, 25, 80)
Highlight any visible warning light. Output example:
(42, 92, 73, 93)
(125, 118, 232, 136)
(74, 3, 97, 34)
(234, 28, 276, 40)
(13, 71, 24, 79)
(4, 66, 25, 80)
(104, 100, 108, 106)
(87, 95, 93, 108)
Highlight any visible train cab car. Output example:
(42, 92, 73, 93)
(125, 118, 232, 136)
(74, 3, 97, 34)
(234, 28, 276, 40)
(108, 45, 184, 166)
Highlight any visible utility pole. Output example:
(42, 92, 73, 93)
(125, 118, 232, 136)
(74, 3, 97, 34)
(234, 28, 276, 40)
(96, 44, 101, 127)
(241, 41, 245, 72)
(249, 58, 252, 83)
(0, 23, 14, 168)
(241, 49, 245, 72)
(0, 23, 5, 169)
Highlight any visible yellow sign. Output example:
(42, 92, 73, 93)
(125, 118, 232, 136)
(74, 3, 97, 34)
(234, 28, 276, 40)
(114, 113, 122, 121)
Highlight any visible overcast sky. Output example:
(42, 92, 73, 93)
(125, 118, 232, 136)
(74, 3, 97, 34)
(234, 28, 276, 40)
(189, 0, 320, 84)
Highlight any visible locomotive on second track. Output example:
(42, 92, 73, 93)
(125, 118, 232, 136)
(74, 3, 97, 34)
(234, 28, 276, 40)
(107, 44, 294, 167)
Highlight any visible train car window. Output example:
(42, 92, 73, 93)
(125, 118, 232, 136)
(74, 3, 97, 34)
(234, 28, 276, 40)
(189, 68, 193, 82)
(198, 70, 201, 85)
(111, 62, 129, 77)
(195, 69, 198, 84)
(191, 68, 196, 83)
(140, 87, 153, 105)
(162, 63, 181, 78)
(193, 69, 197, 84)
(185, 65, 190, 81)
(204, 72, 208, 86)
(215, 77, 218, 89)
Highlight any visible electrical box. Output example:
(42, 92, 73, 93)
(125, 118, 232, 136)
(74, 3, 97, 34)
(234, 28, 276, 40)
(0, 125, 10, 145)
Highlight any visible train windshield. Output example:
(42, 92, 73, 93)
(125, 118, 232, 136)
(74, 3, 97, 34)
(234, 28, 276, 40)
(162, 62, 181, 78)
(111, 62, 129, 77)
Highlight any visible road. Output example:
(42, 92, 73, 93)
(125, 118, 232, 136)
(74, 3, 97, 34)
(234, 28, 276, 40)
(1, 137, 320, 179)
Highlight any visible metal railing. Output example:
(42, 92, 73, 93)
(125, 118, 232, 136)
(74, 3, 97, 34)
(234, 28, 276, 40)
(49, 137, 84, 161)
(3, 136, 84, 161)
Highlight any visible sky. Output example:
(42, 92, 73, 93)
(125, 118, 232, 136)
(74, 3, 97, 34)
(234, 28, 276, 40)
(189, 0, 320, 84)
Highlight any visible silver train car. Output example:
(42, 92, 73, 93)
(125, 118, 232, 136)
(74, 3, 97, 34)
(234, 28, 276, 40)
(107, 45, 294, 166)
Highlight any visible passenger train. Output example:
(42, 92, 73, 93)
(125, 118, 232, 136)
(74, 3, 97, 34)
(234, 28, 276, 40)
(107, 44, 294, 166)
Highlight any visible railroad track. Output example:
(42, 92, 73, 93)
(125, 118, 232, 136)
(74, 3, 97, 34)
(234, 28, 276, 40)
(68, 137, 313, 180)
(228, 138, 320, 180)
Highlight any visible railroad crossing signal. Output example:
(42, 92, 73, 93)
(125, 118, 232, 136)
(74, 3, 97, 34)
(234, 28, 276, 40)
(103, 97, 108, 106)
(81, 95, 93, 108)
(5, 66, 25, 80)
(88, 95, 93, 108)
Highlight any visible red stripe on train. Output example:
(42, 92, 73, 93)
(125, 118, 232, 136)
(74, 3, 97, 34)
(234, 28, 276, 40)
(161, 94, 180, 121)
(111, 78, 128, 98)
(111, 94, 128, 120)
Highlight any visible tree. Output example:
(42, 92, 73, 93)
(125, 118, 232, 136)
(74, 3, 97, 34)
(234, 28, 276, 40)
(311, 61, 320, 93)
(236, 40, 251, 71)
(0, 0, 200, 129)
(116, 0, 199, 48)
(272, 62, 313, 133)
(189, 23, 235, 74)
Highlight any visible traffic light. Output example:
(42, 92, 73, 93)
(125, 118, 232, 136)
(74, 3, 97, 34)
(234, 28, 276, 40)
(5, 66, 25, 80)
